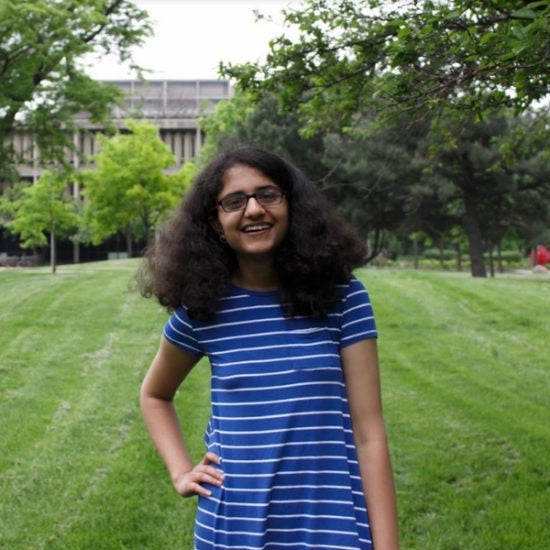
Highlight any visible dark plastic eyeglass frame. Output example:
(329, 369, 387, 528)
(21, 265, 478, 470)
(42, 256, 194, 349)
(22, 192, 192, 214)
(217, 187, 285, 213)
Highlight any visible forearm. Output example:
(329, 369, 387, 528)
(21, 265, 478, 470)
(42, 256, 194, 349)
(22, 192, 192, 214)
(358, 438, 399, 550)
(140, 394, 194, 483)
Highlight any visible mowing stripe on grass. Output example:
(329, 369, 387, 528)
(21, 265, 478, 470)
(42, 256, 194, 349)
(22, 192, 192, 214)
(359, 269, 549, 549)
(1, 263, 548, 549)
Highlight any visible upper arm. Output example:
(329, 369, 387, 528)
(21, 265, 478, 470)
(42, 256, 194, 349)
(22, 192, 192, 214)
(341, 338, 387, 445)
(141, 335, 201, 402)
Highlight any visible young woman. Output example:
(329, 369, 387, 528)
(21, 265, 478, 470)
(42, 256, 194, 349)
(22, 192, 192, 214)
(138, 146, 399, 549)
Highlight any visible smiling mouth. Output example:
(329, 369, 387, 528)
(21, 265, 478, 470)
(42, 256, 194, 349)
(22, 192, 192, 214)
(242, 224, 272, 233)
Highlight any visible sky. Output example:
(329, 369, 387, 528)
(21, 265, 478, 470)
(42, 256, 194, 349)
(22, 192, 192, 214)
(87, 0, 298, 81)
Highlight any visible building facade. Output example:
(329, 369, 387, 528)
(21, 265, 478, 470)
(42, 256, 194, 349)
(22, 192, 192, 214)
(12, 79, 233, 181)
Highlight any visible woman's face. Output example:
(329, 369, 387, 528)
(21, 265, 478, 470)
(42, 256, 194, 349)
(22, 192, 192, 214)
(214, 163, 289, 263)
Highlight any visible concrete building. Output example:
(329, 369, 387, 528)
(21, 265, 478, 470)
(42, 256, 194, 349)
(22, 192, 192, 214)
(12, 79, 233, 181)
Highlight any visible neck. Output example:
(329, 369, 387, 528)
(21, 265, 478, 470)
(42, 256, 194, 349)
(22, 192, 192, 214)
(232, 258, 279, 291)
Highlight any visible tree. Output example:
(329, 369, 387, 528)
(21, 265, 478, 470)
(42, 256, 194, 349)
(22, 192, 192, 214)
(416, 113, 550, 276)
(0, 0, 152, 181)
(501, 135, 550, 257)
(320, 120, 426, 260)
(206, 93, 328, 180)
(82, 120, 193, 256)
(198, 91, 257, 166)
(0, 170, 79, 273)
(222, 0, 550, 136)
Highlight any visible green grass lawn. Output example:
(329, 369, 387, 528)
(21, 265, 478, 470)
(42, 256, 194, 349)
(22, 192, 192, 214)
(1, 261, 548, 549)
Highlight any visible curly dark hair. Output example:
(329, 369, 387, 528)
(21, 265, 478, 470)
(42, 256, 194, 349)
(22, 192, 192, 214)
(137, 146, 366, 320)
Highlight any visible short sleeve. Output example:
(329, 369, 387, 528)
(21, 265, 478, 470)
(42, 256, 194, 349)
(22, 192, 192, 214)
(340, 276, 378, 348)
(163, 307, 204, 358)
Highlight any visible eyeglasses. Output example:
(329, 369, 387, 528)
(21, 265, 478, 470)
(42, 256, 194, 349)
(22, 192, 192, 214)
(217, 187, 285, 213)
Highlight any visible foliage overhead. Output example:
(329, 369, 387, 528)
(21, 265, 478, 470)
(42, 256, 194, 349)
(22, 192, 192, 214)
(222, 0, 550, 134)
(0, 0, 152, 178)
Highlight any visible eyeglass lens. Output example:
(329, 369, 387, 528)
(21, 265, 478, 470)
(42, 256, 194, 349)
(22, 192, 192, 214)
(219, 187, 283, 212)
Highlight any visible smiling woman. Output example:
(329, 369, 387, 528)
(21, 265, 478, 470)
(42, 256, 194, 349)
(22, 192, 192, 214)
(212, 164, 289, 276)
(136, 146, 399, 549)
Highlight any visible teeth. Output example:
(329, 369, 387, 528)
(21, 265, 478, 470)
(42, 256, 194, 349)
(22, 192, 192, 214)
(244, 224, 270, 232)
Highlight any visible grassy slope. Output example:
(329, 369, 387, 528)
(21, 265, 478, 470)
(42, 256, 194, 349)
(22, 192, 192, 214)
(0, 262, 548, 549)
(0, 261, 208, 549)
(369, 269, 549, 549)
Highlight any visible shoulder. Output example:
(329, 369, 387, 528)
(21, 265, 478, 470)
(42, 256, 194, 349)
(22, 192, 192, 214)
(337, 273, 378, 346)
(163, 306, 203, 357)
(166, 305, 194, 331)
(338, 273, 372, 303)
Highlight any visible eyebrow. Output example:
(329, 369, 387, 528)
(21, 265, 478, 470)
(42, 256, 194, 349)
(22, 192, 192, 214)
(221, 184, 279, 197)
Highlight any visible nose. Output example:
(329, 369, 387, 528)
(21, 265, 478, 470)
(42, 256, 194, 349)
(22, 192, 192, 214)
(244, 195, 266, 215)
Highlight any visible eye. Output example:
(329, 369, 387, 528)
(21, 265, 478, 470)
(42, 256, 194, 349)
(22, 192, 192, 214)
(257, 187, 282, 203)
(220, 193, 246, 211)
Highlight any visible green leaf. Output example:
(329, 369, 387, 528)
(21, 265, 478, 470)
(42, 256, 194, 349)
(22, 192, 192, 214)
(511, 8, 537, 20)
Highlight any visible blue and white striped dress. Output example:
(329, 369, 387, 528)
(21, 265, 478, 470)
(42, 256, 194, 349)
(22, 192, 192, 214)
(163, 275, 377, 550)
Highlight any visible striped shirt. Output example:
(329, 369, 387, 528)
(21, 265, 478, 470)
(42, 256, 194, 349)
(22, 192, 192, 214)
(163, 275, 377, 549)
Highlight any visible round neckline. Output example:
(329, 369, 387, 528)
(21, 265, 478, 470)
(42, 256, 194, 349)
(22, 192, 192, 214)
(229, 283, 280, 297)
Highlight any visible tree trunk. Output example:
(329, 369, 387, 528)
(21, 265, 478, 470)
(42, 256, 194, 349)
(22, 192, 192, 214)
(73, 242, 80, 264)
(454, 243, 462, 272)
(365, 228, 382, 264)
(463, 193, 487, 277)
(50, 230, 56, 274)
(125, 232, 133, 258)
(497, 241, 504, 273)
(413, 236, 419, 270)
(488, 247, 495, 278)
(438, 238, 445, 268)
(72, 177, 80, 264)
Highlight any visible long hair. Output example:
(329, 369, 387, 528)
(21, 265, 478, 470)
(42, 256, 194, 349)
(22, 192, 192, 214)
(137, 146, 366, 320)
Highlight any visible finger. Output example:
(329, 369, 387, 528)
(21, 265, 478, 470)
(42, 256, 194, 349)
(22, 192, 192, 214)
(188, 469, 224, 497)
(202, 451, 222, 466)
(177, 480, 212, 498)
(189, 480, 214, 498)
(175, 472, 217, 498)
(196, 465, 224, 485)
